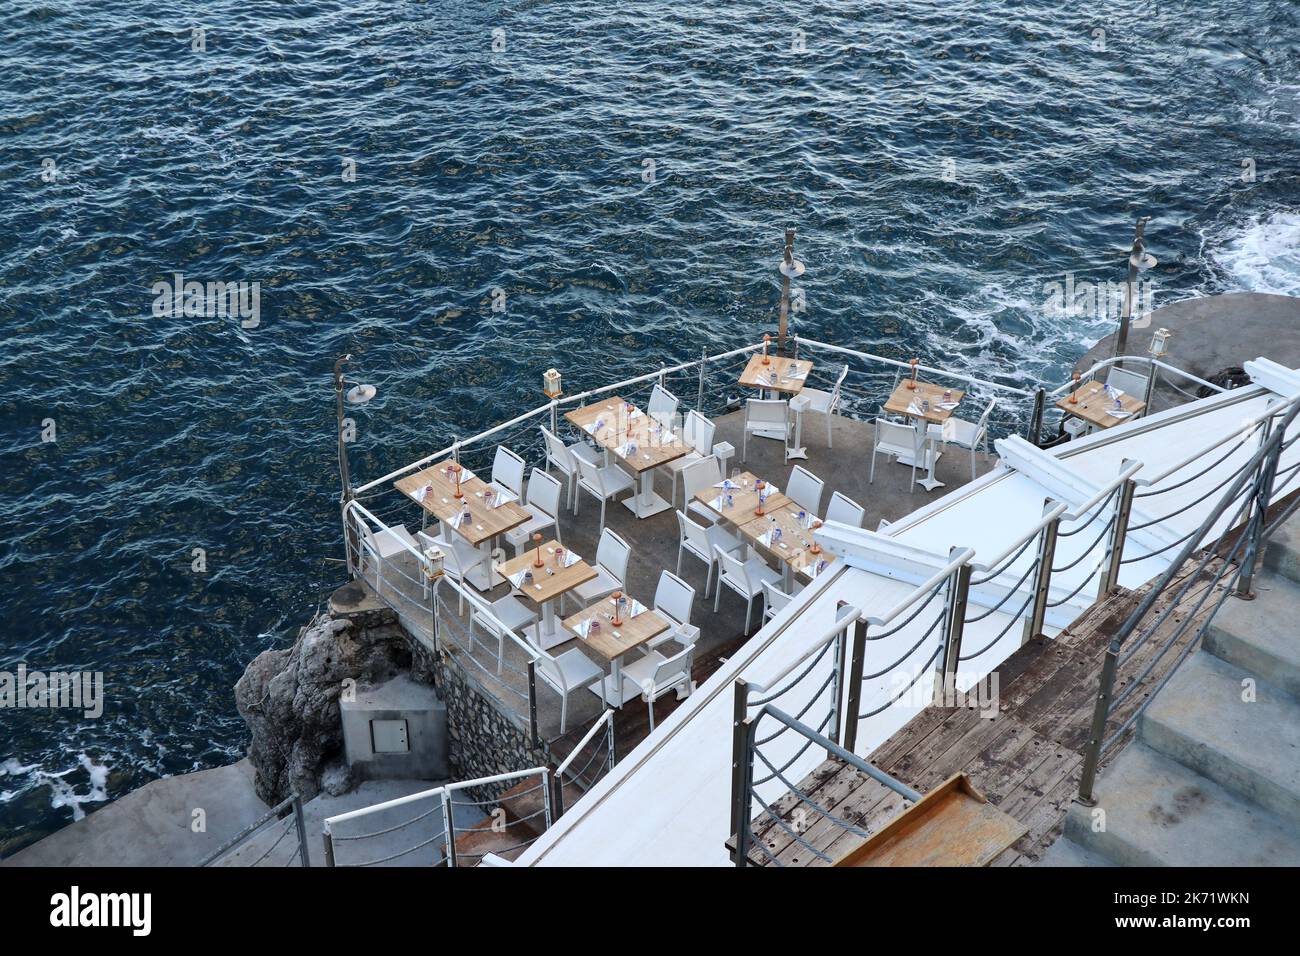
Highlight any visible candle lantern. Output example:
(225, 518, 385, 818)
(532, 532, 544, 568)
(755, 478, 766, 516)
(611, 590, 624, 627)
(1069, 371, 1081, 405)
(543, 367, 562, 398)
(1149, 328, 1172, 359)
(422, 545, 445, 581)
(810, 519, 823, 555)
(762, 333, 772, 365)
(451, 462, 464, 498)
(906, 358, 919, 390)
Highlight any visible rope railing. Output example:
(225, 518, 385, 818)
(553, 710, 616, 816)
(200, 793, 310, 868)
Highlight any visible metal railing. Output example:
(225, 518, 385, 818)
(1076, 393, 1300, 803)
(322, 768, 551, 867)
(731, 703, 921, 867)
(200, 792, 310, 867)
(552, 709, 616, 818)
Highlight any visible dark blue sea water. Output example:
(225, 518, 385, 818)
(2, 0, 1298, 853)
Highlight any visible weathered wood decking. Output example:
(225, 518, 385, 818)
(744, 555, 1229, 866)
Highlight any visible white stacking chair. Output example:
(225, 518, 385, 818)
(825, 491, 865, 528)
(742, 398, 790, 461)
(870, 419, 921, 491)
(714, 544, 782, 635)
(541, 425, 599, 510)
(618, 642, 696, 731)
(534, 644, 604, 734)
(930, 398, 995, 481)
(786, 465, 825, 516)
(469, 594, 536, 675)
(1106, 366, 1149, 405)
(680, 454, 724, 524)
(416, 529, 489, 613)
(573, 454, 635, 532)
(648, 384, 680, 430)
(504, 469, 563, 556)
(762, 580, 793, 623)
(659, 410, 714, 507)
(645, 570, 700, 653)
(676, 510, 742, 598)
(794, 364, 848, 447)
(567, 528, 632, 611)
(360, 523, 420, 599)
(490, 446, 527, 499)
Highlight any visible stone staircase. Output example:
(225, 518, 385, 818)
(1043, 519, 1300, 866)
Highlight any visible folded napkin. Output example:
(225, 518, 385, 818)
(413, 483, 433, 503)
(615, 441, 638, 458)
(758, 529, 775, 547)
(660, 431, 677, 444)
(938, 402, 959, 410)
(562, 550, 582, 568)
(794, 510, 817, 530)
(1106, 409, 1133, 419)
(627, 408, 644, 421)
(488, 488, 518, 509)
(459, 468, 476, 483)
(807, 558, 830, 578)
(907, 402, 924, 415)
(508, 569, 528, 588)
(628, 598, 648, 618)
(709, 494, 730, 512)
(575, 618, 596, 639)
(758, 482, 781, 496)
(448, 510, 469, 529)
(787, 368, 808, 380)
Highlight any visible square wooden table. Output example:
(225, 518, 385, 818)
(497, 540, 597, 650)
(738, 503, 837, 588)
(692, 471, 793, 526)
(1055, 380, 1146, 430)
(738, 353, 814, 396)
(395, 461, 532, 589)
(883, 381, 966, 491)
(564, 395, 691, 518)
(561, 597, 671, 707)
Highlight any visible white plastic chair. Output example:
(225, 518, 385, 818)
(714, 544, 782, 635)
(676, 510, 742, 598)
(541, 425, 599, 510)
(870, 419, 920, 491)
(360, 523, 420, 599)
(469, 594, 536, 675)
(535, 645, 604, 734)
(742, 398, 790, 461)
(504, 469, 563, 556)
(618, 642, 696, 731)
(930, 398, 995, 481)
(825, 491, 865, 528)
(659, 410, 714, 507)
(568, 528, 632, 610)
(490, 446, 527, 499)
(786, 465, 825, 515)
(645, 570, 700, 653)
(793, 364, 848, 447)
(762, 580, 793, 623)
(680, 454, 724, 524)
(573, 453, 635, 532)
(648, 384, 680, 430)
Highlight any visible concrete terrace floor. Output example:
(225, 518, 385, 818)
(370, 407, 999, 748)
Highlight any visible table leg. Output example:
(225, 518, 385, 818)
(622, 468, 673, 519)
(786, 402, 808, 461)
(527, 598, 570, 650)
(463, 541, 497, 590)
(916, 435, 946, 492)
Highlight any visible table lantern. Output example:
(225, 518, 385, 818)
(810, 519, 824, 555)
(1069, 371, 1081, 404)
(907, 357, 919, 390)
(451, 462, 464, 498)
(533, 532, 545, 568)
(1149, 327, 1172, 359)
(543, 368, 562, 397)
(422, 545, 445, 581)
(762, 333, 772, 365)
(611, 590, 624, 627)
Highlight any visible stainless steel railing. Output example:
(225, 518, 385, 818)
(199, 792, 311, 867)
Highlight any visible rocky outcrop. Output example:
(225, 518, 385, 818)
(234, 609, 417, 804)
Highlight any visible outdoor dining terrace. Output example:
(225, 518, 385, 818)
(336, 336, 1224, 758)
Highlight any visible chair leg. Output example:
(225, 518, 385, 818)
(706, 559, 716, 599)
(599, 498, 607, 533)
(647, 696, 656, 732)
(744, 598, 753, 636)
(496, 633, 505, 676)
(560, 695, 568, 735)
(970, 446, 977, 482)
(826, 411, 833, 448)
(869, 446, 877, 484)
(676, 543, 684, 577)
(742, 428, 747, 462)
(714, 577, 722, 612)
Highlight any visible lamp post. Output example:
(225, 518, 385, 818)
(777, 227, 805, 353)
(1115, 216, 1157, 366)
(333, 353, 377, 505)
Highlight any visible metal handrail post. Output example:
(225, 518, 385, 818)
(1098, 463, 1137, 599)
(729, 678, 750, 848)
(939, 547, 972, 698)
(697, 347, 706, 411)
(322, 830, 336, 868)
(540, 769, 554, 832)
(828, 622, 848, 757)
(292, 795, 311, 867)
(551, 765, 566, 820)
(527, 660, 540, 747)
(1076, 640, 1121, 805)
(1236, 424, 1283, 599)
(1022, 499, 1062, 644)
(442, 789, 458, 868)
(841, 618, 868, 752)
(733, 715, 759, 868)
(1027, 388, 1046, 446)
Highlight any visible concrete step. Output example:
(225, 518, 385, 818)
(1204, 571, 1300, 700)
(1037, 836, 1116, 867)
(1140, 652, 1300, 825)
(1263, 516, 1300, 586)
(1064, 744, 1300, 866)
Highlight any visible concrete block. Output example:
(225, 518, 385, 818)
(341, 675, 448, 782)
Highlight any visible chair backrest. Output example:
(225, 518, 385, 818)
(654, 569, 695, 626)
(786, 465, 825, 515)
(715, 544, 750, 589)
(595, 528, 631, 582)
(1106, 367, 1149, 398)
(875, 418, 918, 451)
(648, 384, 679, 427)
(681, 454, 721, 501)
(540, 426, 575, 471)
(745, 398, 788, 430)
(524, 468, 562, 519)
(762, 580, 792, 616)
(492, 446, 526, 496)
(825, 491, 865, 528)
(648, 643, 695, 695)
(574, 452, 603, 490)
(830, 364, 849, 400)
(677, 510, 712, 554)
(973, 398, 997, 439)
(683, 410, 715, 454)
(533, 647, 567, 691)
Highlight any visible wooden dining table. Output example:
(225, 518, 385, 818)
(497, 539, 598, 650)
(564, 395, 691, 519)
(692, 470, 793, 525)
(738, 353, 815, 396)
(738, 503, 837, 589)
(1055, 380, 1146, 430)
(883, 381, 967, 491)
(394, 460, 532, 590)
(560, 597, 670, 707)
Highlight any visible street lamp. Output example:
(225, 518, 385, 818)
(776, 227, 805, 353)
(334, 353, 377, 504)
(1115, 215, 1157, 365)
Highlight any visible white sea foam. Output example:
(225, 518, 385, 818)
(0, 754, 110, 819)
(1212, 211, 1300, 296)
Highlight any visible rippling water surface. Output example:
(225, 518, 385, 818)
(2, 0, 1298, 852)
